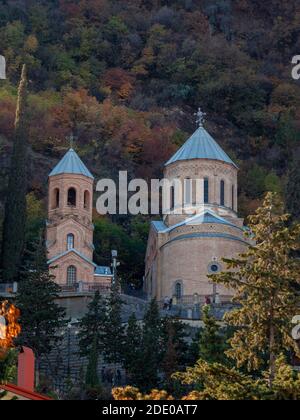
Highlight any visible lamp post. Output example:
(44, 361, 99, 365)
(111, 250, 120, 286)
(67, 322, 72, 377)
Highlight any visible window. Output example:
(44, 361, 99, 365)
(184, 178, 192, 205)
(67, 234, 74, 250)
(67, 266, 77, 286)
(204, 178, 209, 204)
(84, 190, 90, 210)
(208, 262, 222, 274)
(52, 188, 60, 209)
(175, 282, 182, 299)
(170, 186, 175, 210)
(232, 185, 235, 210)
(220, 180, 225, 206)
(67, 188, 76, 207)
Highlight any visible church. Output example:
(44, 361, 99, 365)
(46, 148, 112, 290)
(144, 115, 249, 303)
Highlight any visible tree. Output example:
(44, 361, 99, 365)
(78, 291, 106, 358)
(85, 337, 101, 389)
(161, 321, 178, 390)
(198, 305, 229, 364)
(211, 192, 300, 388)
(15, 233, 66, 377)
(78, 291, 107, 391)
(139, 299, 163, 391)
(286, 157, 300, 221)
(1, 64, 28, 282)
(102, 283, 125, 381)
(122, 313, 143, 386)
(0, 349, 18, 384)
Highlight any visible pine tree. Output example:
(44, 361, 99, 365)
(15, 233, 66, 374)
(102, 283, 125, 381)
(1, 65, 28, 282)
(198, 305, 228, 364)
(85, 337, 100, 389)
(140, 299, 163, 391)
(211, 192, 300, 388)
(78, 291, 106, 358)
(122, 313, 143, 386)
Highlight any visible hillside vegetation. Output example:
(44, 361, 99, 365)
(0, 0, 299, 284)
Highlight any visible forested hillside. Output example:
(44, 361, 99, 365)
(0, 0, 299, 285)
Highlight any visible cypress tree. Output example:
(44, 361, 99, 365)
(1, 64, 28, 282)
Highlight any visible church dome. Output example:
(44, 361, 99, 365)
(165, 126, 238, 168)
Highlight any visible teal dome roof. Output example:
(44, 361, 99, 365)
(165, 127, 237, 168)
(49, 149, 94, 179)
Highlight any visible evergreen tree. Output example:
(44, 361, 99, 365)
(78, 291, 106, 358)
(198, 305, 228, 364)
(140, 299, 163, 391)
(122, 313, 143, 386)
(1, 65, 28, 282)
(161, 321, 178, 389)
(102, 283, 125, 380)
(15, 233, 66, 374)
(211, 192, 300, 388)
(85, 337, 100, 389)
(286, 157, 300, 221)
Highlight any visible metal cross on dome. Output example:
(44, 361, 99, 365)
(195, 107, 206, 128)
(67, 133, 77, 149)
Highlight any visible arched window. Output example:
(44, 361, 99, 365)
(220, 180, 225, 206)
(67, 188, 76, 207)
(67, 234, 74, 250)
(84, 190, 90, 210)
(184, 178, 192, 206)
(204, 178, 209, 204)
(175, 282, 182, 300)
(67, 266, 77, 286)
(170, 186, 175, 211)
(232, 185, 235, 210)
(52, 188, 60, 209)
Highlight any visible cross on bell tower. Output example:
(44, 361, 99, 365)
(194, 107, 206, 128)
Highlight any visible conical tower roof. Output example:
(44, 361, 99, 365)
(49, 149, 94, 179)
(165, 126, 237, 168)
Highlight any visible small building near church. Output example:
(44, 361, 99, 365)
(144, 116, 249, 303)
(46, 148, 112, 291)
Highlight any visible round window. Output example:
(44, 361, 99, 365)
(208, 262, 221, 274)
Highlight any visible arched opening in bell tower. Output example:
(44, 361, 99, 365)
(51, 188, 60, 209)
(84, 190, 90, 210)
(67, 188, 77, 207)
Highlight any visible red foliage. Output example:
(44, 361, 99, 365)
(0, 97, 16, 139)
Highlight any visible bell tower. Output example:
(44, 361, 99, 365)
(46, 149, 96, 286)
